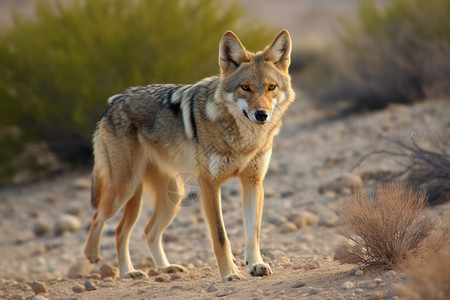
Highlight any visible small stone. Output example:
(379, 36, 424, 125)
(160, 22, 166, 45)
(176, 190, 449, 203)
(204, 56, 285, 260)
(31, 295, 48, 300)
(281, 222, 297, 233)
(374, 278, 383, 284)
(72, 284, 85, 293)
(353, 288, 363, 294)
(383, 270, 397, 278)
(68, 261, 91, 278)
(84, 280, 97, 291)
(354, 269, 364, 276)
(318, 211, 340, 227)
(30, 281, 47, 295)
(308, 287, 320, 295)
(290, 280, 306, 288)
(341, 281, 355, 290)
(148, 269, 160, 276)
(207, 283, 219, 293)
(294, 211, 319, 229)
(170, 274, 181, 281)
(99, 264, 119, 279)
(33, 220, 52, 237)
(54, 214, 81, 235)
(154, 276, 166, 282)
(216, 290, 229, 297)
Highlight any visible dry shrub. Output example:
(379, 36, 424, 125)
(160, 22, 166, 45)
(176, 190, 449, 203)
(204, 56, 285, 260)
(400, 219, 450, 300)
(335, 181, 434, 266)
(353, 138, 450, 205)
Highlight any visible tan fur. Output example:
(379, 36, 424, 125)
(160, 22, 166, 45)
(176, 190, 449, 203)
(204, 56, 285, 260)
(84, 30, 295, 281)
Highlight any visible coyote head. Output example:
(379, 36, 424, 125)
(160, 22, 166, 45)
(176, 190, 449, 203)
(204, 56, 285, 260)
(217, 30, 292, 124)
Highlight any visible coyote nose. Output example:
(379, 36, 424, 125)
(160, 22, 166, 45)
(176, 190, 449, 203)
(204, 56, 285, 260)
(255, 110, 269, 122)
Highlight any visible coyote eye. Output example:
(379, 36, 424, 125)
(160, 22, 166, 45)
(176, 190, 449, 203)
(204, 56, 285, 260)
(240, 85, 250, 92)
(268, 84, 277, 91)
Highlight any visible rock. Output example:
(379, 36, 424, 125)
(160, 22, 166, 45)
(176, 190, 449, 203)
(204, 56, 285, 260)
(290, 280, 306, 288)
(294, 211, 319, 229)
(31, 295, 48, 300)
(54, 214, 81, 235)
(33, 220, 52, 237)
(318, 173, 362, 194)
(207, 283, 219, 293)
(170, 274, 181, 281)
(383, 270, 397, 278)
(216, 290, 230, 297)
(148, 269, 160, 276)
(353, 288, 364, 294)
(154, 276, 167, 282)
(318, 211, 340, 227)
(354, 268, 364, 276)
(68, 261, 91, 278)
(84, 280, 97, 291)
(281, 222, 297, 233)
(30, 281, 47, 295)
(99, 264, 119, 279)
(72, 284, 85, 293)
(341, 281, 355, 290)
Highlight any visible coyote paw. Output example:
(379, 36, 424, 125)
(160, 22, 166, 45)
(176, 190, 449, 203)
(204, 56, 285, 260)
(123, 270, 149, 279)
(249, 263, 272, 277)
(159, 264, 187, 274)
(223, 272, 243, 282)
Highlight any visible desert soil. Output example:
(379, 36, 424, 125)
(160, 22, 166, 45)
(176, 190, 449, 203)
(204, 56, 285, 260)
(0, 92, 449, 299)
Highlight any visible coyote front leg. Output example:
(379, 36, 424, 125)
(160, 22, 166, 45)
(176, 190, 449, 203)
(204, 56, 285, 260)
(240, 154, 273, 277)
(199, 176, 242, 281)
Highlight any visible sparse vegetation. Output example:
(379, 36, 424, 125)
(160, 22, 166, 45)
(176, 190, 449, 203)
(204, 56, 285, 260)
(303, 0, 450, 112)
(400, 219, 450, 300)
(0, 0, 274, 185)
(353, 138, 450, 205)
(335, 181, 434, 266)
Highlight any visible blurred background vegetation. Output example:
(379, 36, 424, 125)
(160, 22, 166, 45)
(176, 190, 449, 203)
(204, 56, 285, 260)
(0, 0, 274, 185)
(301, 0, 450, 113)
(0, 0, 449, 186)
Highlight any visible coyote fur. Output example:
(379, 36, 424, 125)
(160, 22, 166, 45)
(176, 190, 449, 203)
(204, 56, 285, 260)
(84, 30, 295, 281)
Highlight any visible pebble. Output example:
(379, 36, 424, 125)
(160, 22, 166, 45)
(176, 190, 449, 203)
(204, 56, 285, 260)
(294, 211, 319, 229)
(84, 280, 97, 291)
(33, 220, 52, 237)
(290, 280, 306, 288)
(341, 281, 354, 290)
(99, 264, 119, 279)
(318, 173, 362, 194)
(32, 295, 48, 300)
(54, 214, 81, 235)
(353, 288, 364, 294)
(148, 269, 160, 276)
(216, 290, 230, 297)
(207, 283, 219, 293)
(354, 268, 364, 276)
(318, 211, 340, 227)
(72, 284, 85, 293)
(31, 281, 47, 295)
(383, 270, 397, 278)
(170, 274, 181, 281)
(281, 222, 297, 233)
(68, 261, 91, 278)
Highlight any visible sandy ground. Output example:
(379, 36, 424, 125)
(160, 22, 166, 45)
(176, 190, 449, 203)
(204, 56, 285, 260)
(0, 92, 449, 299)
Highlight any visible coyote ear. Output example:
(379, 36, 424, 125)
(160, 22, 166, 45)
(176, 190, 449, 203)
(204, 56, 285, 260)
(264, 30, 292, 72)
(219, 31, 250, 75)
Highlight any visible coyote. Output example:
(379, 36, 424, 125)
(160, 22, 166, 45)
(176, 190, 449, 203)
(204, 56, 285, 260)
(85, 30, 295, 281)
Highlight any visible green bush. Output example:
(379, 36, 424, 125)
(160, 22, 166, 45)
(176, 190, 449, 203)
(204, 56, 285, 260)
(304, 0, 450, 112)
(0, 0, 274, 185)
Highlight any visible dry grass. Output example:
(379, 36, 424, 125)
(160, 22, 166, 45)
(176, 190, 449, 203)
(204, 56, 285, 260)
(335, 181, 434, 266)
(400, 220, 450, 300)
